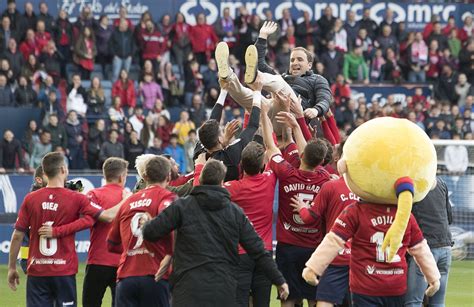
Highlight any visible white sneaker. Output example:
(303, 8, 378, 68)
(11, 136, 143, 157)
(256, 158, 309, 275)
(216, 42, 230, 79)
(244, 45, 258, 84)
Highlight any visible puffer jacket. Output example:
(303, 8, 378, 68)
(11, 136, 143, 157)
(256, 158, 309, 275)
(255, 37, 332, 115)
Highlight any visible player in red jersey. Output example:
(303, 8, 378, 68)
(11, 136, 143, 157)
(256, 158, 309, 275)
(107, 155, 176, 307)
(37, 158, 130, 306)
(303, 201, 441, 307)
(7, 152, 123, 307)
(193, 141, 277, 307)
(82, 158, 129, 306)
(292, 176, 357, 307)
(291, 141, 353, 306)
(261, 101, 331, 307)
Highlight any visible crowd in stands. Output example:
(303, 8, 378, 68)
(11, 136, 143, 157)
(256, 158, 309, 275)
(0, 1, 473, 172)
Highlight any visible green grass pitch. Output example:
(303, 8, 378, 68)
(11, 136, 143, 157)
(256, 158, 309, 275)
(1, 261, 473, 306)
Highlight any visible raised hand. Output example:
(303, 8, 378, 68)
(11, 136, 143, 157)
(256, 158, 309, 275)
(259, 21, 278, 39)
(275, 111, 298, 129)
(223, 119, 241, 146)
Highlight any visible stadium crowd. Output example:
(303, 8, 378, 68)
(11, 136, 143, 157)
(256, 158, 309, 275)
(0, 1, 473, 171)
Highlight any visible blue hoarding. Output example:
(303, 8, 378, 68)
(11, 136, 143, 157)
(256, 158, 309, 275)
(4, 1, 473, 31)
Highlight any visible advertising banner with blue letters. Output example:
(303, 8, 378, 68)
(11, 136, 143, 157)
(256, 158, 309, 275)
(4, 1, 473, 30)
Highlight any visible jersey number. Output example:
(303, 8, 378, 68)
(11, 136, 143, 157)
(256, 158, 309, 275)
(39, 221, 57, 256)
(370, 232, 401, 263)
(297, 193, 314, 204)
(130, 212, 151, 250)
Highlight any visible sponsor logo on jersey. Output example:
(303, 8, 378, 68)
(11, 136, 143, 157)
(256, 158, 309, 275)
(366, 265, 404, 275)
(335, 218, 346, 228)
(367, 265, 375, 275)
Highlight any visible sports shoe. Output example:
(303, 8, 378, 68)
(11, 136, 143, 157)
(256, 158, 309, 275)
(244, 45, 258, 84)
(215, 42, 230, 79)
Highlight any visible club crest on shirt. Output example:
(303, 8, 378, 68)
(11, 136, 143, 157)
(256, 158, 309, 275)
(293, 214, 305, 225)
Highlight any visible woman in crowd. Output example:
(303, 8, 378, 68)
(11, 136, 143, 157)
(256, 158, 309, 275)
(74, 26, 97, 80)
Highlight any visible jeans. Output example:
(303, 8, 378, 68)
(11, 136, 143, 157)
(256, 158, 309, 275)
(112, 56, 132, 82)
(404, 246, 452, 307)
(408, 70, 426, 83)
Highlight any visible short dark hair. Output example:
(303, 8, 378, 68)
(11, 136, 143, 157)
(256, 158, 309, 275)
(103, 157, 128, 182)
(42, 152, 65, 178)
(292, 47, 313, 64)
(336, 140, 345, 160)
(144, 156, 171, 184)
(169, 133, 178, 140)
(320, 138, 334, 166)
(188, 129, 197, 136)
(198, 119, 220, 150)
(241, 142, 265, 175)
(200, 159, 226, 185)
(303, 139, 328, 168)
(34, 165, 43, 179)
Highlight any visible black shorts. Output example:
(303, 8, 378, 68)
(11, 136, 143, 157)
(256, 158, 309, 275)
(27, 275, 76, 307)
(275, 242, 317, 301)
(116, 276, 170, 307)
(351, 292, 404, 307)
(316, 265, 349, 305)
(82, 264, 117, 307)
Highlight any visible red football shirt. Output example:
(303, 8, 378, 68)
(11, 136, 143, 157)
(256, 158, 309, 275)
(86, 183, 124, 267)
(107, 185, 175, 280)
(282, 142, 301, 168)
(15, 187, 103, 277)
(268, 153, 331, 248)
(301, 178, 358, 265)
(224, 170, 277, 254)
(331, 203, 424, 296)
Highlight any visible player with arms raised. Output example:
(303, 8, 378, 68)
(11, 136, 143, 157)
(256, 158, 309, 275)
(260, 97, 330, 307)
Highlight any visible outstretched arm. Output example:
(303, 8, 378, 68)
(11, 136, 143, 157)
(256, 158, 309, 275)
(255, 21, 279, 75)
(275, 111, 307, 156)
(260, 96, 280, 159)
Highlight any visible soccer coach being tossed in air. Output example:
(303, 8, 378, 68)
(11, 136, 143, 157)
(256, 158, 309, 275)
(142, 159, 289, 307)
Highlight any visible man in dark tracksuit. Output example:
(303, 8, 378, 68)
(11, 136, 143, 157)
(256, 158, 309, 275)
(405, 177, 453, 306)
(143, 160, 289, 307)
(253, 22, 332, 120)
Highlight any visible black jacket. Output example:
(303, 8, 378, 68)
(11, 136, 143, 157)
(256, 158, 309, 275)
(0, 138, 24, 169)
(412, 177, 453, 248)
(255, 38, 332, 115)
(143, 186, 285, 307)
(109, 29, 136, 59)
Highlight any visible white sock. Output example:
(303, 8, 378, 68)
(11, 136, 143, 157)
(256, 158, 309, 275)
(216, 89, 228, 106)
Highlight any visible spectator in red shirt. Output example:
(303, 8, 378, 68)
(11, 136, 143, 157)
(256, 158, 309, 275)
(54, 9, 73, 78)
(331, 74, 351, 107)
(112, 69, 136, 111)
(426, 40, 442, 81)
(442, 16, 458, 36)
(34, 20, 51, 54)
(113, 6, 133, 31)
(170, 13, 191, 72)
(189, 13, 218, 65)
(458, 14, 474, 42)
(138, 20, 168, 69)
(19, 28, 37, 60)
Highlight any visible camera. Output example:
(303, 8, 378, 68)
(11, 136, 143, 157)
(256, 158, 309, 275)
(65, 180, 83, 192)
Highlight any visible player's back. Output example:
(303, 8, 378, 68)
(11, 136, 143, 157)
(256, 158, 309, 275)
(332, 202, 424, 297)
(87, 183, 124, 266)
(314, 178, 358, 265)
(15, 187, 102, 276)
(224, 170, 277, 253)
(110, 185, 175, 279)
(269, 153, 331, 248)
